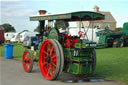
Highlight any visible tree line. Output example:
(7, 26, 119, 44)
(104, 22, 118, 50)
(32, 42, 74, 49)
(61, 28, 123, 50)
(34, 21, 69, 32)
(0, 21, 68, 33)
(0, 23, 16, 32)
(0, 22, 122, 33)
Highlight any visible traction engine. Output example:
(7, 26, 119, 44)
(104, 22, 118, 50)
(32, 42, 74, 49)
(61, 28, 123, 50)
(22, 10, 105, 80)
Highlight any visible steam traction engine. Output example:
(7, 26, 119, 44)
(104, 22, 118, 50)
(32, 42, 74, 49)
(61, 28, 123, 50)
(22, 10, 105, 80)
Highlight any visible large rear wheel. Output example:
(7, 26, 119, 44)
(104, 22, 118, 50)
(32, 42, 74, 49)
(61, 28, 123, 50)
(91, 49, 96, 73)
(53, 39, 64, 76)
(39, 39, 61, 80)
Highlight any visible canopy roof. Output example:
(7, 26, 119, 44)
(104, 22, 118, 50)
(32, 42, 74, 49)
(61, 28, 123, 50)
(30, 11, 105, 21)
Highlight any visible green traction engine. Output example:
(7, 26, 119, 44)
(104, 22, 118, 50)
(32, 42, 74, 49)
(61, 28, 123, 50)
(22, 10, 105, 80)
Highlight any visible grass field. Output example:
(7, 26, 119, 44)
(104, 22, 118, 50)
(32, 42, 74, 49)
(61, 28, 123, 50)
(0, 43, 128, 83)
(0, 42, 26, 60)
(95, 47, 128, 83)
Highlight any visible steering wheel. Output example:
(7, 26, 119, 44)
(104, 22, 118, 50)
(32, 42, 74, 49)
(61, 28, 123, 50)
(78, 31, 85, 38)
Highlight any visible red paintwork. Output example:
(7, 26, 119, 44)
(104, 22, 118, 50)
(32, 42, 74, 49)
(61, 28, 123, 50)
(78, 31, 86, 38)
(70, 38, 77, 48)
(63, 33, 77, 48)
(64, 33, 70, 47)
(0, 29, 5, 44)
(39, 40, 56, 80)
(22, 50, 31, 72)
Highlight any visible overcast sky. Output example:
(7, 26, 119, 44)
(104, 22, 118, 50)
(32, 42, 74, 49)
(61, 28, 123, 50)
(0, 0, 128, 32)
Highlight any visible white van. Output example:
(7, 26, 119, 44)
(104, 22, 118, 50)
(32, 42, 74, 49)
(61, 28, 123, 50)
(20, 32, 39, 42)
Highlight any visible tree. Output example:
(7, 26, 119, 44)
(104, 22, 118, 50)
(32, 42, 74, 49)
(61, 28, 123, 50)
(34, 21, 69, 32)
(55, 21, 69, 30)
(0, 23, 16, 32)
(115, 27, 123, 32)
(34, 25, 40, 32)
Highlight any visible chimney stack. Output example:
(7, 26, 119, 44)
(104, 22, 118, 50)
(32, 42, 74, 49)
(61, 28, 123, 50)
(93, 5, 99, 12)
(39, 10, 47, 15)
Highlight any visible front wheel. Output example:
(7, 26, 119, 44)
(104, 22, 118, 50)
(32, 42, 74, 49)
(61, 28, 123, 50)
(22, 50, 33, 72)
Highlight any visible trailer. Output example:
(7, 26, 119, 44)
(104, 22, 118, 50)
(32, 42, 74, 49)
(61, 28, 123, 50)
(122, 22, 128, 46)
(22, 10, 105, 80)
(10, 33, 20, 42)
(0, 29, 5, 44)
(96, 23, 128, 48)
(4, 32, 15, 42)
(20, 32, 39, 42)
(10, 30, 29, 42)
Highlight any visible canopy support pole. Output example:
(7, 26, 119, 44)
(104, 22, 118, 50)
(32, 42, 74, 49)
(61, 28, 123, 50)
(39, 20, 45, 40)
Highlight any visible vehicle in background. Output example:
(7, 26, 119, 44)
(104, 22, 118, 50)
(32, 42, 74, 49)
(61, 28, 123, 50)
(122, 22, 128, 46)
(96, 23, 128, 48)
(0, 29, 5, 45)
(10, 33, 20, 42)
(65, 22, 128, 48)
(20, 32, 39, 42)
(4, 32, 15, 42)
(10, 30, 29, 42)
(23, 36, 39, 48)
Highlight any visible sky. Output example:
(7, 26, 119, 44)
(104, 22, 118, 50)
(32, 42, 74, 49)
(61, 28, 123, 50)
(0, 0, 128, 32)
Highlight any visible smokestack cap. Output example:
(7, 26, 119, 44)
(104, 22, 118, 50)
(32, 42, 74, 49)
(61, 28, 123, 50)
(39, 10, 47, 15)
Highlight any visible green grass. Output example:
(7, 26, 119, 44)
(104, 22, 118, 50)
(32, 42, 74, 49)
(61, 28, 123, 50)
(0, 43, 128, 83)
(0, 42, 26, 60)
(95, 47, 128, 83)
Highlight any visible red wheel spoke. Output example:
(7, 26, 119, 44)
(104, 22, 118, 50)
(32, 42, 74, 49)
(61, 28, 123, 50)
(48, 43, 51, 49)
(42, 50, 48, 55)
(28, 59, 31, 63)
(50, 46, 54, 55)
(51, 67, 55, 76)
(24, 58, 27, 62)
(46, 47, 50, 56)
(47, 65, 51, 76)
(47, 43, 51, 55)
(47, 63, 49, 69)
(47, 69, 50, 76)
(26, 64, 30, 69)
(52, 66, 56, 76)
(49, 64, 53, 72)
(25, 56, 28, 60)
(26, 63, 30, 67)
(51, 54, 56, 59)
(51, 62, 56, 68)
(43, 62, 48, 66)
(26, 62, 30, 65)
(50, 64, 54, 76)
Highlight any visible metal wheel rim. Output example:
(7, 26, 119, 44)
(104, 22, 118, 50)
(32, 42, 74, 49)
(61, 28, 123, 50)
(39, 40, 60, 80)
(22, 50, 32, 72)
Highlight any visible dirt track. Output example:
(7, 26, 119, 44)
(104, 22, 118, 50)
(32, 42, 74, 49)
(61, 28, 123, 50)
(0, 57, 127, 85)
